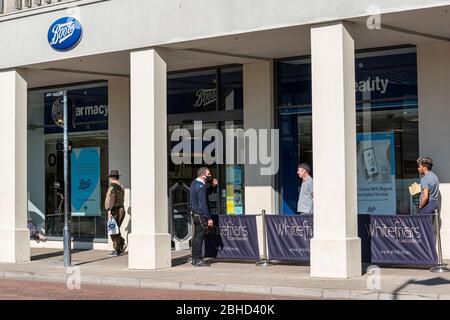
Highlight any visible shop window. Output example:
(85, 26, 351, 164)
(168, 66, 243, 114)
(219, 67, 243, 111)
(168, 69, 217, 114)
(277, 47, 419, 215)
(28, 82, 109, 240)
(167, 66, 244, 216)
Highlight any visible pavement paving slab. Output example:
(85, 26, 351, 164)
(1, 248, 450, 300)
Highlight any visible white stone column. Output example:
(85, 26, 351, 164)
(243, 61, 277, 255)
(418, 42, 450, 259)
(108, 78, 131, 250)
(128, 48, 171, 269)
(310, 22, 361, 278)
(0, 69, 30, 263)
(27, 90, 46, 235)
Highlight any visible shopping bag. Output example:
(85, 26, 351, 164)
(107, 216, 119, 235)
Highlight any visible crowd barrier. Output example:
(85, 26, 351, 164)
(204, 211, 445, 268)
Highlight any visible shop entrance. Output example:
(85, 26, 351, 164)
(167, 119, 245, 250)
(166, 65, 244, 249)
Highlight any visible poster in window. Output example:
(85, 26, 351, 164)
(225, 165, 244, 215)
(356, 132, 396, 215)
(71, 147, 101, 216)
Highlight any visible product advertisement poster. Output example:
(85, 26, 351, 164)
(71, 147, 101, 217)
(225, 165, 243, 215)
(356, 132, 396, 215)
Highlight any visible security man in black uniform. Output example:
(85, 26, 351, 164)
(189, 167, 218, 267)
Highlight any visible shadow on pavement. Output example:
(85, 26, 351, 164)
(32, 249, 192, 268)
(392, 277, 450, 300)
(31, 249, 85, 261)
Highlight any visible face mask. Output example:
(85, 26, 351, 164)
(205, 175, 213, 183)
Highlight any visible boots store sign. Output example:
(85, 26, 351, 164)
(48, 17, 83, 51)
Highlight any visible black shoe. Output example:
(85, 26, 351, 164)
(108, 251, 119, 257)
(192, 259, 211, 267)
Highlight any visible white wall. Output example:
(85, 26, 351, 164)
(108, 78, 131, 248)
(0, 68, 30, 263)
(128, 48, 171, 269)
(418, 42, 450, 258)
(0, 0, 448, 69)
(310, 22, 361, 278)
(27, 90, 46, 234)
(243, 61, 276, 214)
(243, 61, 276, 257)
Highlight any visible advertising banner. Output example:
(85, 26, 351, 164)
(356, 132, 396, 215)
(266, 215, 313, 261)
(204, 215, 259, 260)
(225, 165, 244, 215)
(359, 214, 437, 265)
(71, 147, 101, 217)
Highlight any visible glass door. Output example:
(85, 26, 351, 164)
(168, 122, 220, 214)
(168, 120, 245, 216)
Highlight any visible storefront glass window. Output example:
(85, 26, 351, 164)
(28, 82, 109, 240)
(219, 67, 243, 111)
(168, 69, 217, 114)
(167, 65, 244, 217)
(277, 47, 418, 215)
(168, 66, 243, 114)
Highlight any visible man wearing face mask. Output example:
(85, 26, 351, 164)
(189, 167, 218, 267)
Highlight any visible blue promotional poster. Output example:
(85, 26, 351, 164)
(356, 132, 396, 215)
(71, 147, 101, 217)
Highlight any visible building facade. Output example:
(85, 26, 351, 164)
(1, 0, 450, 278)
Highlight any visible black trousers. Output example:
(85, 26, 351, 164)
(191, 214, 207, 261)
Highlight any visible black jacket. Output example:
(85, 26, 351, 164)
(189, 179, 215, 219)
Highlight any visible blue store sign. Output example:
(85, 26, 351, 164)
(44, 85, 108, 134)
(48, 17, 83, 51)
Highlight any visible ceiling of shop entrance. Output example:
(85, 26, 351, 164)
(25, 5, 449, 89)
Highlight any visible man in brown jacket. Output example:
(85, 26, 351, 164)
(105, 170, 126, 256)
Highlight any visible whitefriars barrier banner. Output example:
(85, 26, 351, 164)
(266, 215, 313, 261)
(358, 214, 437, 265)
(204, 215, 260, 260)
(204, 214, 437, 265)
(266, 214, 437, 265)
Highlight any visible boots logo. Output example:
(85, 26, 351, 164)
(48, 17, 83, 51)
(193, 89, 217, 108)
(78, 179, 92, 191)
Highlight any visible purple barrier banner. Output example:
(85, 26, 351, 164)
(264, 214, 437, 265)
(266, 215, 313, 261)
(204, 215, 260, 260)
(359, 214, 438, 265)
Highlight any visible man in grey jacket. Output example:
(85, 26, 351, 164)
(297, 163, 314, 214)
